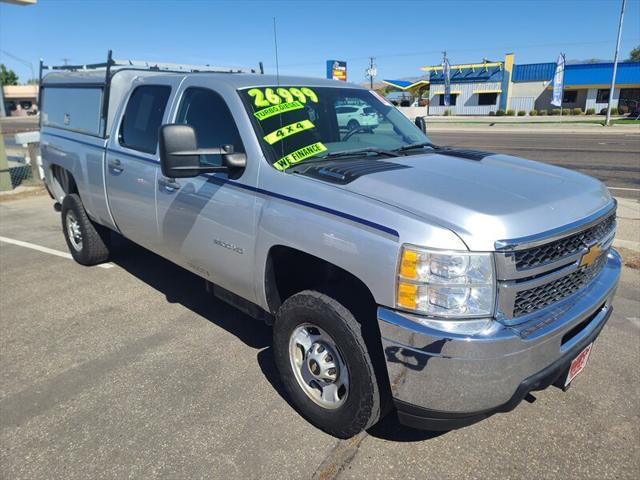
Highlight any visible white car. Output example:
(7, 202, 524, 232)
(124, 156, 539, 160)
(335, 105, 379, 131)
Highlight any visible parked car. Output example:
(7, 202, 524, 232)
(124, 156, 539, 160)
(40, 55, 620, 439)
(336, 104, 379, 131)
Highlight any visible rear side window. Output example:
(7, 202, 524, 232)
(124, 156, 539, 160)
(120, 85, 171, 154)
(42, 87, 103, 136)
(175, 87, 244, 166)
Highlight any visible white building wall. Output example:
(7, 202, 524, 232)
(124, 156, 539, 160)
(428, 81, 502, 115)
(509, 97, 536, 112)
(585, 88, 619, 112)
(535, 88, 589, 112)
(509, 81, 548, 112)
(396, 106, 429, 120)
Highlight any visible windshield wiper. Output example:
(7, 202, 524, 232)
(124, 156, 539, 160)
(284, 147, 403, 172)
(286, 147, 402, 170)
(394, 141, 440, 153)
(323, 147, 403, 159)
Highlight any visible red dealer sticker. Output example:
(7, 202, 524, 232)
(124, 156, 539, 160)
(565, 343, 593, 387)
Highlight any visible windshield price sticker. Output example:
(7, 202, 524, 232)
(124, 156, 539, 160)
(254, 101, 304, 121)
(274, 142, 327, 171)
(249, 87, 319, 108)
(264, 120, 315, 145)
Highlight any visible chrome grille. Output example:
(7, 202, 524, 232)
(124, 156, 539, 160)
(512, 254, 607, 317)
(495, 202, 617, 323)
(514, 214, 615, 270)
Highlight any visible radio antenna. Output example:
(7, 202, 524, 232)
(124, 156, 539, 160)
(273, 17, 280, 85)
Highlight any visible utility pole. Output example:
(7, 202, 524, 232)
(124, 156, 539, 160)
(365, 57, 376, 89)
(605, 0, 626, 126)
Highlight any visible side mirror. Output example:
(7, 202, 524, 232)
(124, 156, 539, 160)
(158, 124, 246, 178)
(415, 116, 427, 134)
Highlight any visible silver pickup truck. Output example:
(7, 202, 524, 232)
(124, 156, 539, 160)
(40, 56, 620, 439)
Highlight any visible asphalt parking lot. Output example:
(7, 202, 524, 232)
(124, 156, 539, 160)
(1, 194, 639, 479)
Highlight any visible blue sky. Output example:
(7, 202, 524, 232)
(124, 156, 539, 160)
(1, 0, 639, 84)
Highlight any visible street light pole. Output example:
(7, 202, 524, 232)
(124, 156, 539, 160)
(605, 0, 626, 126)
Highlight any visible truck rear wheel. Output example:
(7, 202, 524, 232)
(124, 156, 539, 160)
(273, 290, 383, 438)
(61, 194, 110, 265)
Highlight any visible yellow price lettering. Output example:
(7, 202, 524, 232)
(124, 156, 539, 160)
(248, 88, 270, 107)
(277, 88, 294, 103)
(265, 88, 281, 104)
(249, 87, 320, 108)
(300, 87, 318, 103)
(289, 87, 306, 103)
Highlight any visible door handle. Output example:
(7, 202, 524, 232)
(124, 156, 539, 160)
(158, 177, 180, 192)
(109, 158, 123, 172)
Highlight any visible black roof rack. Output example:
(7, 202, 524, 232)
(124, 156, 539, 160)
(38, 50, 261, 137)
(41, 50, 257, 74)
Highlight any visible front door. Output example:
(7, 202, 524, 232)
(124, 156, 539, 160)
(155, 84, 257, 301)
(105, 80, 177, 251)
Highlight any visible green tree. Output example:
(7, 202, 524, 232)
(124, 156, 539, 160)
(0, 64, 19, 86)
(629, 45, 640, 62)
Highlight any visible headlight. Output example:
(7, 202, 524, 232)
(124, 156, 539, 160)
(397, 245, 495, 318)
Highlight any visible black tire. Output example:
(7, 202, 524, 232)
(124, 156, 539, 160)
(61, 194, 110, 265)
(347, 119, 360, 131)
(273, 290, 383, 438)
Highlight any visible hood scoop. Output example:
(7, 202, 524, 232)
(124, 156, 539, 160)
(436, 148, 494, 161)
(293, 159, 410, 185)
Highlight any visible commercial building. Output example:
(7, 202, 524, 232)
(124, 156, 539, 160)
(384, 54, 640, 115)
(1, 85, 39, 116)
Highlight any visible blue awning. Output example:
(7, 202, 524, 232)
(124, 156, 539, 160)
(564, 62, 640, 87)
(382, 79, 429, 90)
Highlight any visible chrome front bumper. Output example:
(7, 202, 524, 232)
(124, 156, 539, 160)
(378, 249, 621, 427)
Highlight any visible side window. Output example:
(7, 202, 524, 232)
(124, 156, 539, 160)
(120, 85, 171, 154)
(176, 87, 244, 166)
(439, 94, 458, 106)
(596, 89, 610, 103)
(478, 92, 498, 106)
(42, 87, 103, 136)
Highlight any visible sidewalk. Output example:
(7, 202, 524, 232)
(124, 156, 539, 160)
(426, 114, 632, 123)
(426, 121, 640, 134)
(614, 196, 640, 253)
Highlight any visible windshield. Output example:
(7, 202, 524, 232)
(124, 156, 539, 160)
(239, 86, 430, 170)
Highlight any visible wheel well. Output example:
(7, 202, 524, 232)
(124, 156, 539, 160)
(266, 246, 392, 409)
(265, 246, 376, 318)
(50, 165, 78, 198)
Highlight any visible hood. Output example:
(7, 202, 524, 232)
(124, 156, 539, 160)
(330, 152, 612, 251)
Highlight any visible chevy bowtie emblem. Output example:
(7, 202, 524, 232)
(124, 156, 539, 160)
(580, 244, 602, 267)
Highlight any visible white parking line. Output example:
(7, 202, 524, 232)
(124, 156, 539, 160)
(608, 187, 640, 192)
(0, 236, 114, 269)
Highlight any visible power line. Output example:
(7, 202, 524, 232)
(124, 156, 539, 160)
(278, 37, 640, 69)
(0, 49, 35, 80)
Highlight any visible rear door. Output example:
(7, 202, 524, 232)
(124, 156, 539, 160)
(105, 78, 180, 251)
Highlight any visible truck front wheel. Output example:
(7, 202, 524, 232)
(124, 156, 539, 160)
(61, 194, 110, 265)
(273, 290, 384, 438)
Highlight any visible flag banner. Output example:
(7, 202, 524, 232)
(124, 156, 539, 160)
(443, 58, 451, 106)
(551, 54, 565, 107)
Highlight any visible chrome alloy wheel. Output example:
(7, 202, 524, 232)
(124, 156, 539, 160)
(289, 323, 349, 409)
(66, 211, 83, 252)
